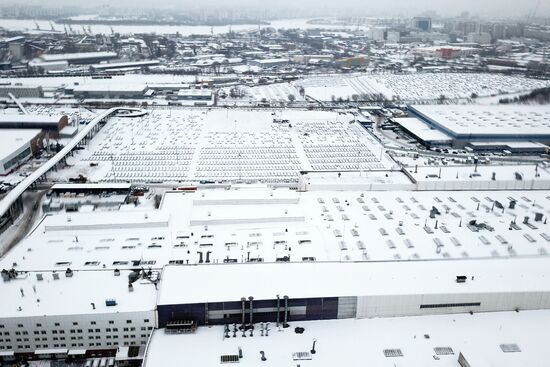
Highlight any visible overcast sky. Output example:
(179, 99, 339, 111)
(10, 0, 550, 18)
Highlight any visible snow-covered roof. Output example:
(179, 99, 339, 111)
(144, 310, 550, 367)
(0, 129, 41, 162)
(40, 52, 117, 63)
(0, 114, 63, 124)
(410, 105, 550, 139)
(2, 187, 550, 272)
(0, 269, 157, 318)
(393, 117, 453, 143)
(157, 257, 550, 305)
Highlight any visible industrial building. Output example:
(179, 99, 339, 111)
(37, 52, 118, 65)
(71, 85, 148, 99)
(144, 309, 550, 367)
(0, 84, 43, 98)
(157, 258, 550, 327)
(0, 129, 42, 175)
(412, 45, 479, 59)
(250, 58, 289, 68)
(90, 60, 160, 72)
(0, 268, 157, 360)
(393, 117, 453, 147)
(176, 89, 214, 105)
(408, 105, 550, 146)
(0, 114, 69, 135)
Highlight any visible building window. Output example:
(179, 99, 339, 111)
(91, 321, 96, 325)
(144, 319, 150, 323)
(108, 321, 114, 324)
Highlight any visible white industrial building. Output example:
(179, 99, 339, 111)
(0, 129, 42, 175)
(0, 269, 157, 357)
(409, 105, 550, 144)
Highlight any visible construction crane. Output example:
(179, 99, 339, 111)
(527, 0, 541, 20)
(49, 21, 55, 32)
(33, 20, 40, 31)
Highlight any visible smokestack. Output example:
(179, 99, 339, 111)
(206, 251, 211, 263)
(276, 295, 280, 327)
(249, 296, 254, 326)
(197, 251, 203, 263)
(241, 297, 246, 337)
(283, 295, 289, 328)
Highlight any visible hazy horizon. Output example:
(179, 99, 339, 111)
(1, 0, 549, 19)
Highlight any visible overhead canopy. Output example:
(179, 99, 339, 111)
(68, 349, 87, 356)
(35, 348, 68, 355)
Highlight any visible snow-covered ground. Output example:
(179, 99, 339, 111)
(289, 73, 550, 103)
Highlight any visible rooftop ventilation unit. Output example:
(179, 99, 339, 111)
(383, 349, 403, 358)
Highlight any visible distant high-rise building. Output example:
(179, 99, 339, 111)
(412, 17, 432, 32)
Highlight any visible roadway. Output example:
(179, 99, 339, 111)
(0, 107, 143, 221)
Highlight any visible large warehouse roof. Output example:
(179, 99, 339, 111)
(39, 52, 117, 63)
(157, 257, 550, 305)
(410, 105, 550, 140)
(2, 188, 550, 272)
(144, 310, 550, 367)
(393, 117, 452, 144)
(0, 114, 64, 125)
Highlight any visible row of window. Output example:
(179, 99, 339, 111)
(0, 319, 150, 329)
(1, 326, 153, 337)
(0, 340, 147, 350)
